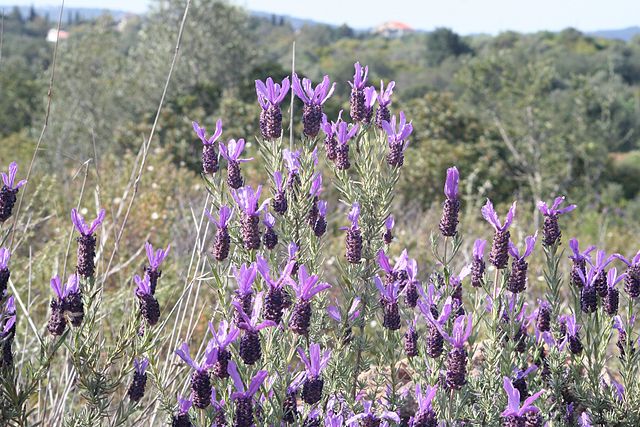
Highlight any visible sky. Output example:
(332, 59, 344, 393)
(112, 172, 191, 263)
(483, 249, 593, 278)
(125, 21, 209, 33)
(2, 0, 639, 34)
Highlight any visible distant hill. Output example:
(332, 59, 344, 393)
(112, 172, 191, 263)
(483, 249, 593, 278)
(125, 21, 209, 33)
(588, 26, 640, 41)
(0, 5, 130, 23)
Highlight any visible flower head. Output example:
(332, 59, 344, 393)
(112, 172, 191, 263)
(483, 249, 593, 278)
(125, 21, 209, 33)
(145, 242, 170, 270)
(613, 249, 640, 267)
(227, 361, 268, 400)
(343, 202, 360, 230)
(375, 275, 401, 303)
(232, 292, 276, 332)
(377, 80, 395, 107)
(501, 377, 544, 417)
(473, 239, 487, 259)
(349, 62, 368, 90)
(482, 199, 516, 232)
(292, 74, 335, 106)
(297, 342, 331, 378)
(50, 274, 79, 300)
(208, 319, 240, 351)
(283, 149, 301, 175)
(256, 255, 295, 290)
(0, 248, 10, 270)
(290, 265, 331, 301)
(418, 294, 453, 326)
(219, 139, 252, 163)
(71, 208, 106, 236)
(364, 86, 377, 110)
(134, 274, 152, 297)
(205, 205, 233, 229)
(192, 119, 222, 146)
(133, 357, 149, 374)
(177, 395, 192, 415)
(444, 167, 459, 200)
(442, 314, 473, 348)
(381, 111, 413, 144)
(335, 121, 359, 146)
(327, 297, 361, 323)
(255, 77, 290, 109)
(385, 215, 394, 231)
(233, 263, 258, 296)
(175, 342, 218, 371)
(1, 162, 27, 190)
(508, 232, 538, 261)
(569, 239, 596, 262)
(232, 185, 268, 217)
(415, 383, 438, 412)
(537, 196, 576, 217)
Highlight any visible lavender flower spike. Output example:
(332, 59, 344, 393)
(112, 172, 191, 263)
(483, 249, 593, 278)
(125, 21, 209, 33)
(568, 239, 595, 288)
(144, 242, 170, 294)
(172, 395, 193, 427)
(613, 250, 640, 298)
(344, 202, 363, 263)
(271, 170, 288, 214)
(219, 138, 253, 189)
(292, 73, 335, 137)
(482, 199, 517, 269)
(537, 196, 576, 246)
(440, 166, 460, 237)
(232, 185, 269, 250)
(207, 319, 239, 378)
(232, 262, 258, 321)
(507, 232, 537, 294)
(382, 111, 413, 167)
(0, 162, 27, 223)
(175, 342, 218, 409)
(564, 315, 583, 355)
(192, 119, 222, 174)
(257, 255, 295, 323)
(313, 200, 328, 237)
(501, 377, 544, 426)
(298, 342, 331, 405)
(604, 268, 625, 316)
(375, 80, 395, 129)
(471, 239, 487, 288)
(48, 276, 69, 336)
(256, 76, 290, 140)
(233, 292, 276, 365)
(334, 121, 359, 170)
(290, 265, 331, 336)
(0, 248, 11, 296)
(134, 274, 160, 326)
(442, 314, 472, 390)
(375, 275, 402, 330)
(413, 383, 439, 426)
(349, 62, 369, 122)
(228, 361, 268, 427)
(383, 215, 395, 244)
(346, 400, 400, 426)
(71, 208, 106, 278)
(128, 357, 149, 402)
(262, 212, 278, 250)
(206, 205, 233, 261)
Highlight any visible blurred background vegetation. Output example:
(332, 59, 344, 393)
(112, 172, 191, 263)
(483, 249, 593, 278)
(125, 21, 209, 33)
(2, 0, 640, 285)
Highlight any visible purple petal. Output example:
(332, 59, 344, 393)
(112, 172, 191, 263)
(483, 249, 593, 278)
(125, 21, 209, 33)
(50, 276, 64, 299)
(444, 166, 459, 200)
(227, 361, 245, 393)
(327, 305, 341, 322)
(481, 199, 502, 231)
(248, 370, 269, 397)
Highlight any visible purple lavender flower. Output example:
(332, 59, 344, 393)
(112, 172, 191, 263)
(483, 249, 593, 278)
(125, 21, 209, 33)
(210, 387, 227, 426)
(228, 361, 268, 427)
(292, 74, 335, 138)
(349, 62, 369, 122)
(418, 292, 453, 358)
(377, 249, 409, 287)
(232, 262, 258, 323)
(535, 300, 551, 333)
(306, 173, 323, 227)
(382, 111, 413, 168)
(404, 318, 419, 358)
(175, 342, 218, 409)
(0, 162, 27, 223)
(507, 232, 537, 294)
(271, 171, 288, 215)
(412, 384, 438, 427)
(289, 265, 331, 336)
(375, 80, 395, 129)
(320, 113, 341, 162)
(233, 292, 276, 365)
(257, 255, 295, 324)
(297, 342, 331, 405)
(256, 77, 290, 140)
(471, 239, 487, 287)
(71, 208, 105, 278)
(0, 248, 11, 296)
(47, 274, 82, 335)
(511, 365, 538, 402)
(482, 199, 517, 269)
(612, 315, 636, 358)
(262, 212, 278, 250)
(383, 215, 395, 244)
(313, 200, 328, 238)
(563, 315, 583, 355)
(144, 241, 170, 294)
(207, 319, 239, 379)
(334, 121, 359, 170)
(343, 202, 362, 263)
(61, 274, 83, 327)
(346, 400, 400, 426)
(283, 149, 302, 190)
(327, 297, 361, 344)
(442, 314, 473, 389)
(537, 196, 576, 247)
(232, 185, 269, 250)
(128, 357, 149, 402)
(501, 377, 544, 427)
(439, 166, 460, 237)
(591, 250, 615, 298)
(219, 139, 253, 189)
(192, 119, 222, 174)
(568, 239, 595, 288)
(171, 395, 193, 427)
(375, 275, 402, 330)
(404, 258, 422, 308)
(0, 296, 16, 368)
(449, 265, 471, 311)
(363, 86, 377, 124)
(614, 250, 640, 298)
(134, 274, 160, 326)
(604, 268, 624, 316)
(206, 205, 233, 261)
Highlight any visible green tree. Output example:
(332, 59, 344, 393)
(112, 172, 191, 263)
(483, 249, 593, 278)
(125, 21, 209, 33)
(426, 27, 473, 66)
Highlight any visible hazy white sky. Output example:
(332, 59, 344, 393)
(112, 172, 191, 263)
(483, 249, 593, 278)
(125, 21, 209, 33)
(2, 0, 639, 34)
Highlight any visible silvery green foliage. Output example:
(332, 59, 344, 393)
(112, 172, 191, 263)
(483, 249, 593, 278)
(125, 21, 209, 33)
(2, 62, 640, 427)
